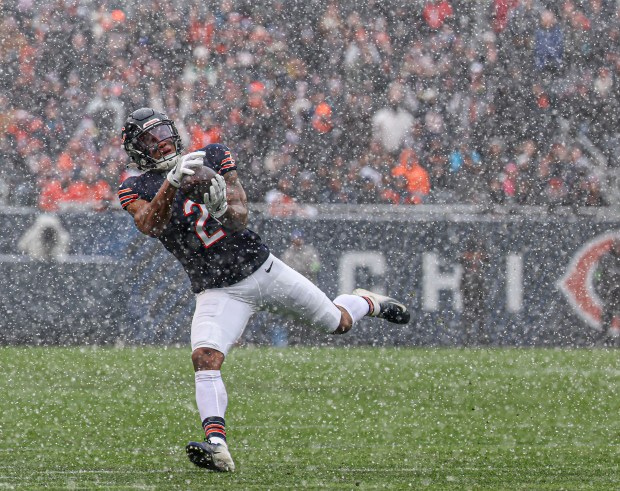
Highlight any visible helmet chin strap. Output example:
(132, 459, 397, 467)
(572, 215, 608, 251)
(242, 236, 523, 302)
(149, 137, 180, 169)
(153, 147, 181, 171)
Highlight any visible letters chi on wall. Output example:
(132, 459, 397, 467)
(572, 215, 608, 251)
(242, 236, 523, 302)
(266, 219, 620, 343)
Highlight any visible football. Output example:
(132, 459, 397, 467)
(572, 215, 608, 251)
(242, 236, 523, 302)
(180, 165, 218, 204)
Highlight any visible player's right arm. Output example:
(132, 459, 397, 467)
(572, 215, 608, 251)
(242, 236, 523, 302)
(125, 182, 178, 237)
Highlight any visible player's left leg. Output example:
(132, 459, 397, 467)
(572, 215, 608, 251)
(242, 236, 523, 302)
(254, 254, 410, 334)
(348, 289, 410, 324)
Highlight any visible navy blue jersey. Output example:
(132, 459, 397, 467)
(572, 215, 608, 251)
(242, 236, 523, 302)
(118, 143, 270, 292)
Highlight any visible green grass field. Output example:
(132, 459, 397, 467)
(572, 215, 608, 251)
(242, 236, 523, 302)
(1, 346, 619, 490)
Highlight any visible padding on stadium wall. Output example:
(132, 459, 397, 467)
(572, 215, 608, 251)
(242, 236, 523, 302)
(0, 206, 618, 347)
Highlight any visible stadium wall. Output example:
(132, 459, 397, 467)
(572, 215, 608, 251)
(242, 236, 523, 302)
(1, 206, 619, 347)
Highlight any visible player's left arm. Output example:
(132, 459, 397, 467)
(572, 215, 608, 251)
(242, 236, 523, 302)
(217, 170, 248, 232)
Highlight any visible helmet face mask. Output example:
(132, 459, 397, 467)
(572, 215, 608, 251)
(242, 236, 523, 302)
(121, 108, 183, 171)
(134, 123, 176, 159)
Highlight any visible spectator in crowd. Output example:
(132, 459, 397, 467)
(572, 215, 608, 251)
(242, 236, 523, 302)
(372, 81, 415, 155)
(301, 94, 336, 169)
(281, 229, 322, 284)
(577, 175, 606, 207)
(426, 141, 455, 203)
(491, 0, 520, 34)
(422, 0, 453, 31)
(264, 175, 317, 217)
(450, 143, 490, 204)
(38, 166, 78, 212)
(459, 238, 490, 345)
(391, 149, 431, 204)
(276, 229, 324, 345)
(535, 10, 564, 73)
(86, 81, 125, 140)
(69, 163, 113, 211)
(187, 111, 222, 152)
(17, 214, 70, 260)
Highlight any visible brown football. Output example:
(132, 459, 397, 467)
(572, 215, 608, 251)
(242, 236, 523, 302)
(180, 165, 218, 204)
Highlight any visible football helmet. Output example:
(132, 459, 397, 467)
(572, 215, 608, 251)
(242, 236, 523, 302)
(121, 107, 183, 171)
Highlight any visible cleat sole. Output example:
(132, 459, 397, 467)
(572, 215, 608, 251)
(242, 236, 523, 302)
(186, 441, 235, 472)
(186, 442, 216, 470)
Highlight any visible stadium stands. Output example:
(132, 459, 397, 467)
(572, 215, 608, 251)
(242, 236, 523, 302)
(1, 0, 619, 208)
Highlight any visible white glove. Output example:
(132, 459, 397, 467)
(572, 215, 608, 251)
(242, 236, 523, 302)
(204, 174, 228, 218)
(166, 151, 206, 188)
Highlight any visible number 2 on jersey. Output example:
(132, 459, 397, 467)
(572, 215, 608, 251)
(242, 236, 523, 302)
(183, 201, 226, 249)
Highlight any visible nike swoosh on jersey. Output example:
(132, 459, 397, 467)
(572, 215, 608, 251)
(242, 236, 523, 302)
(265, 261, 274, 273)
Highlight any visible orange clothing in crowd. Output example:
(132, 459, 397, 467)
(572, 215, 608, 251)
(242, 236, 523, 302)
(189, 124, 221, 150)
(311, 102, 333, 134)
(422, 1, 453, 30)
(392, 149, 430, 204)
(57, 152, 76, 172)
(267, 193, 303, 217)
(188, 15, 216, 47)
(492, 0, 520, 33)
(381, 187, 403, 204)
(39, 179, 112, 212)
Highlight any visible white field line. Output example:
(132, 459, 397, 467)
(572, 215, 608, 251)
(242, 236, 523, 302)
(0, 467, 425, 474)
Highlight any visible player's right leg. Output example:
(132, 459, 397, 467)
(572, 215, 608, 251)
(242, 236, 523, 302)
(187, 289, 255, 472)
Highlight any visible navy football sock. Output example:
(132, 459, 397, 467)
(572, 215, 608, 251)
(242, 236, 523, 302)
(203, 416, 227, 445)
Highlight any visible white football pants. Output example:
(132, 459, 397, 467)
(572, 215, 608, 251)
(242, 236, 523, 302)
(191, 254, 341, 355)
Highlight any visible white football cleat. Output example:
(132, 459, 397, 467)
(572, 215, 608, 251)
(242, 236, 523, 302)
(186, 440, 235, 472)
(352, 289, 411, 324)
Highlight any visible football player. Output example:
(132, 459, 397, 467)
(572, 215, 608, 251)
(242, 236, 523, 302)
(118, 107, 411, 472)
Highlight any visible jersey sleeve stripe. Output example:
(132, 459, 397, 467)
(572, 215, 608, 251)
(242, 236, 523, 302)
(118, 190, 137, 198)
(120, 199, 137, 209)
(119, 194, 139, 208)
(119, 193, 139, 200)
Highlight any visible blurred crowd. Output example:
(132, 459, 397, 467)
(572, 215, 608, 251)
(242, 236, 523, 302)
(1, 0, 619, 212)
